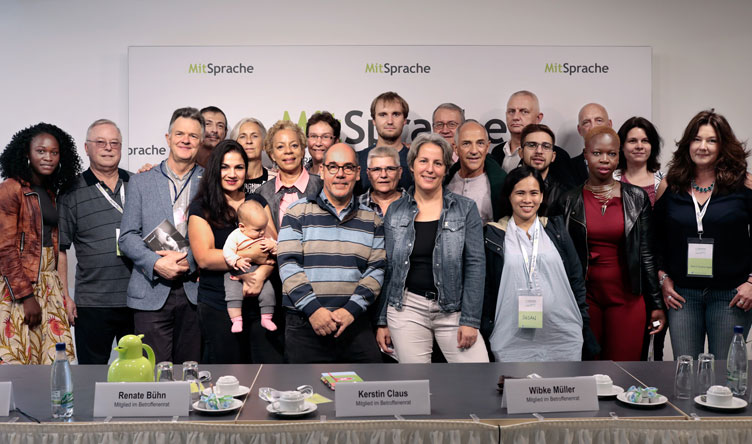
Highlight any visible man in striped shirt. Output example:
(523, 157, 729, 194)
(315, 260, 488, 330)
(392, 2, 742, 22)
(278, 143, 386, 363)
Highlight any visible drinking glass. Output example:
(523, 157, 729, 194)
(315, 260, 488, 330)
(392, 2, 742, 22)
(696, 353, 715, 395)
(182, 361, 199, 382)
(674, 355, 694, 399)
(156, 361, 174, 382)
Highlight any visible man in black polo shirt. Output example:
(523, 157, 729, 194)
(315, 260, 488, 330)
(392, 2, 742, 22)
(58, 119, 133, 364)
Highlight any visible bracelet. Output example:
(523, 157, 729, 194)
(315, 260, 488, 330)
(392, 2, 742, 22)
(659, 274, 670, 287)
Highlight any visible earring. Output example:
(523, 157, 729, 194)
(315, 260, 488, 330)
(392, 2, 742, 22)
(26, 158, 30, 167)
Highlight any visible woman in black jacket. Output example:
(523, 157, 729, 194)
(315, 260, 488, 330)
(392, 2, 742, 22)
(482, 166, 598, 361)
(552, 127, 665, 361)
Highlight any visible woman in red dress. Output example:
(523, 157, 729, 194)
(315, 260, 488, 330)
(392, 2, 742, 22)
(553, 126, 665, 360)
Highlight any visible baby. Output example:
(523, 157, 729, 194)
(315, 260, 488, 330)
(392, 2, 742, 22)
(223, 199, 277, 333)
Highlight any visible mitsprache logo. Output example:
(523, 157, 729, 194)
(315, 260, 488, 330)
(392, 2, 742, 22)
(365, 62, 431, 76)
(188, 63, 254, 76)
(545, 62, 610, 75)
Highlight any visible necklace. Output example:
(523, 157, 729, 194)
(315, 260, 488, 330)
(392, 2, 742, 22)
(691, 179, 714, 193)
(585, 181, 616, 216)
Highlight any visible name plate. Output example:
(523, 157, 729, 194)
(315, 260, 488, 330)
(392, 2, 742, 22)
(335, 380, 430, 417)
(93, 382, 190, 417)
(503, 376, 598, 414)
(0, 382, 14, 416)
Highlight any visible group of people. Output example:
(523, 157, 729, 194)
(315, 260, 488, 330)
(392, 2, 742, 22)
(1, 90, 750, 367)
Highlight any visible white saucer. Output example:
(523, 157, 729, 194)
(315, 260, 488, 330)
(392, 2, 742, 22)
(193, 398, 243, 414)
(616, 391, 668, 407)
(695, 395, 748, 410)
(597, 385, 625, 398)
(266, 401, 317, 416)
(202, 385, 250, 398)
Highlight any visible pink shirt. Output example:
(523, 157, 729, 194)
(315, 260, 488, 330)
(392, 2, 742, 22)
(274, 168, 310, 224)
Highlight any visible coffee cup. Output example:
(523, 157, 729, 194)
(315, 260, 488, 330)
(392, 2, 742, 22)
(594, 374, 614, 395)
(272, 390, 306, 412)
(706, 385, 733, 406)
(216, 375, 240, 396)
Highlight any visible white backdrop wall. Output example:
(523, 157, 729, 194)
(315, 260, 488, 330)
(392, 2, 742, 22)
(1, 0, 751, 169)
(1, 0, 751, 310)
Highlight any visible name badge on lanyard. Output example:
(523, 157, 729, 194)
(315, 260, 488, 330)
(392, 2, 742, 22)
(96, 182, 126, 256)
(687, 191, 713, 278)
(517, 218, 543, 329)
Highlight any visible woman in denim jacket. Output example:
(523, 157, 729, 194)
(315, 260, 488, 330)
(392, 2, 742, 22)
(376, 133, 488, 363)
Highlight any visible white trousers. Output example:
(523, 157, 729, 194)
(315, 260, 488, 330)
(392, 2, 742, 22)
(387, 290, 489, 363)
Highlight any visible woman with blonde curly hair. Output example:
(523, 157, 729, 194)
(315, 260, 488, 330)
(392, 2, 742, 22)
(0, 123, 82, 364)
(257, 120, 322, 230)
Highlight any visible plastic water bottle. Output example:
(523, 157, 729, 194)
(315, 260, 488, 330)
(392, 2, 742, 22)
(50, 342, 74, 418)
(726, 325, 748, 396)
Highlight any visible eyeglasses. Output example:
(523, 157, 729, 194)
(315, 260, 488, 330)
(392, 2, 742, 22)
(433, 121, 459, 130)
(87, 140, 122, 149)
(308, 134, 335, 141)
(523, 141, 553, 151)
(324, 163, 358, 175)
(367, 166, 400, 174)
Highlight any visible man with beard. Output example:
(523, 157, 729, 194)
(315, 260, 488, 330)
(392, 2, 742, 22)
(195, 106, 227, 167)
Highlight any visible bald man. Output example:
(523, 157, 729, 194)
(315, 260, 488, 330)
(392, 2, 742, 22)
(490, 90, 573, 185)
(569, 103, 613, 184)
(278, 143, 385, 363)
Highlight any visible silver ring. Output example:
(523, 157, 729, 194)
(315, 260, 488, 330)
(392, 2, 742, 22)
(668, 295, 673, 301)
(738, 301, 744, 307)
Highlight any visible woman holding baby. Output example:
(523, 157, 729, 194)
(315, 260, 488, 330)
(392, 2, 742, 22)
(188, 140, 283, 364)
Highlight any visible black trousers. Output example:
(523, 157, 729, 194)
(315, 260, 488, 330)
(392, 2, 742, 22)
(284, 309, 381, 364)
(197, 299, 284, 364)
(133, 286, 201, 364)
(74, 307, 134, 364)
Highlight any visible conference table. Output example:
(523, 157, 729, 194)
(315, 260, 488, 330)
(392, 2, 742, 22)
(1, 361, 750, 443)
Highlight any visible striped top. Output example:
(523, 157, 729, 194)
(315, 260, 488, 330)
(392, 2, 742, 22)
(278, 191, 386, 318)
(58, 168, 132, 307)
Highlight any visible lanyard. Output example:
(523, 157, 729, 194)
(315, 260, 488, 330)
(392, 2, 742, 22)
(518, 217, 541, 288)
(95, 182, 125, 214)
(160, 163, 196, 205)
(690, 191, 711, 237)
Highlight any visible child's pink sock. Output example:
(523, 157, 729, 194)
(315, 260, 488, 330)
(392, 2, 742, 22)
(231, 316, 243, 333)
(260, 313, 277, 331)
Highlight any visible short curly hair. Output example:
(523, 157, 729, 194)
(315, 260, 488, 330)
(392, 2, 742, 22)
(0, 123, 82, 194)
(262, 120, 306, 168)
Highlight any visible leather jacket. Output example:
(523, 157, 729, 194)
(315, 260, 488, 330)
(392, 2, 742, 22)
(0, 178, 58, 301)
(550, 183, 664, 311)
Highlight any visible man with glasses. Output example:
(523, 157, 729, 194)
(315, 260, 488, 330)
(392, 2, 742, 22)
(356, 91, 413, 195)
(58, 119, 134, 364)
(445, 120, 506, 225)
(520, 123, 571, 215)
(432, 103, 465, 152)
(358, 146, 407, 217)
(279, 143, 385, 363)
(490, 91, 573, 184)
(304, 111, 340, 176)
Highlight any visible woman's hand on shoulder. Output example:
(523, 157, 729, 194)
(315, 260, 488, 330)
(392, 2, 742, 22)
(744, 172, 752, 190)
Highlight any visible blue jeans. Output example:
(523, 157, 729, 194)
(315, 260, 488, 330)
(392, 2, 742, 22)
(668, 285, 752, 359)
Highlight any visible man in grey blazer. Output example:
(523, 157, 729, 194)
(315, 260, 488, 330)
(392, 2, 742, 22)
(119, 107, 205, 363)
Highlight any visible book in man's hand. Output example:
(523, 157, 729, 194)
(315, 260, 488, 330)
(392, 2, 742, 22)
(143, 219, 189, 253)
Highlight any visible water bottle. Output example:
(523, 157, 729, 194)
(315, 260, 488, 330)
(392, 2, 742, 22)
(726, 325, 748, 396)
(50, 342, 74, 418)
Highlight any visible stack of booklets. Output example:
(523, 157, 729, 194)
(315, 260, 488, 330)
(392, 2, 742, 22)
(320, 371, 363, 390)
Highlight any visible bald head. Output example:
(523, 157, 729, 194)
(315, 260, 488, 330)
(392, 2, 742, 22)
(323, 142, 358, 166)
(577, 103, 612, 139)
